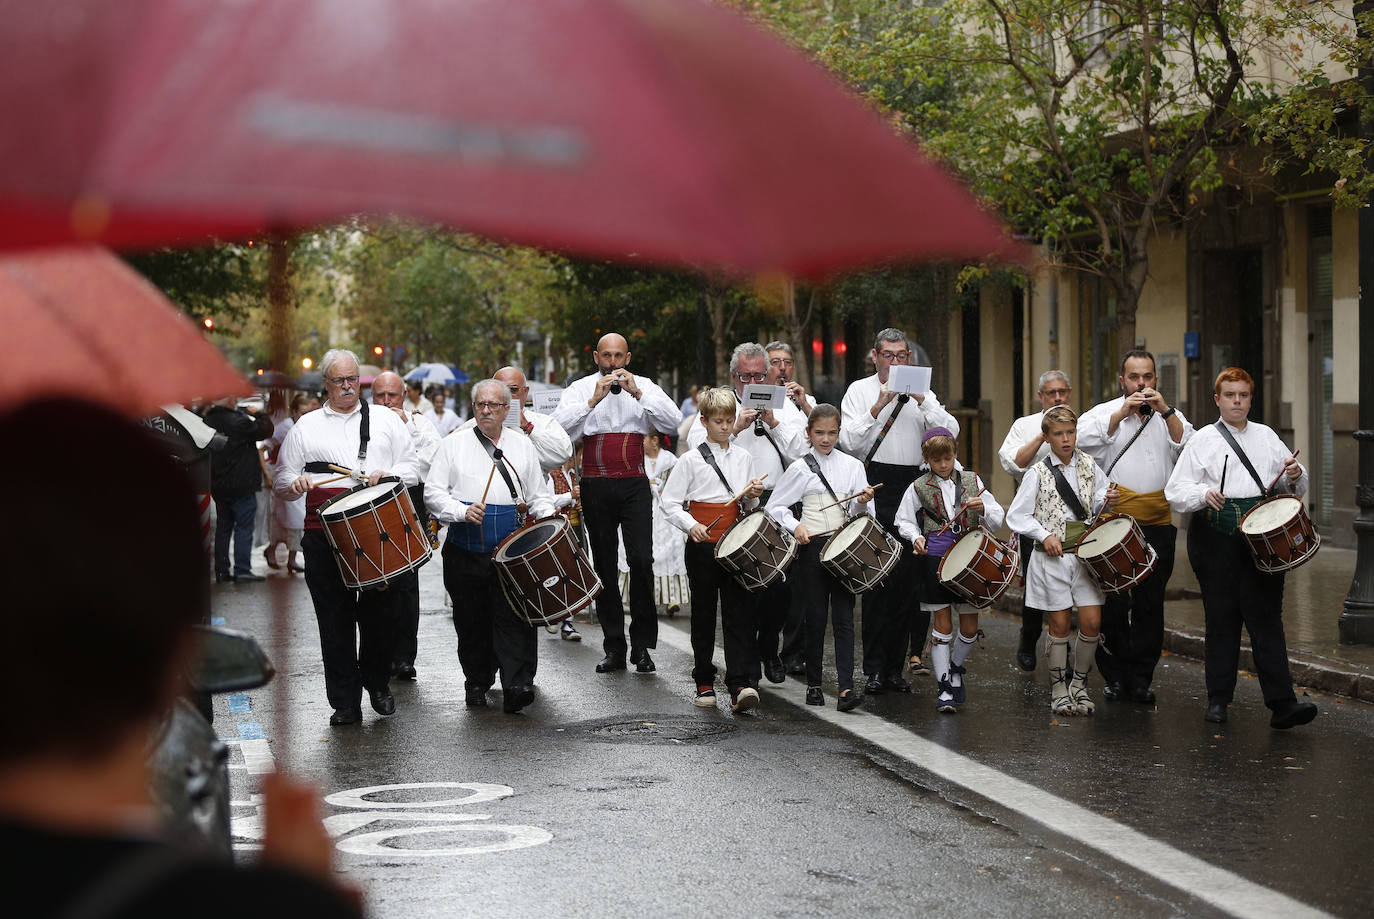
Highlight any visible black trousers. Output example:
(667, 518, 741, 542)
(795, 543, 857, 691)
(779, 570, 807, 666)
(862, 461, 918, 678)
(1095, 523, 1176, 690)
(684, 541, 760, 691)
(1017, 535, 1046, 645)
(302, 530, 396, 712)
(582, 476, 657, 656)
(1187, 516, 1297, 709)
(442, 543, 537, 692)
(755, 573, 790, 664)
(390, 569, 421, 668)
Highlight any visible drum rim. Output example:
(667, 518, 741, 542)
(1239, 494, 1304, 533)
(819, 515, 875, 561)
(1076, 516, 1136, 558)
(318, 476, 403, 518)
(492, 515, 567, 561)
(716, 509, 772, 556)
(337, 545, 432, 589)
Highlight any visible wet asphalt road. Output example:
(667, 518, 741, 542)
(214, 564, 1374, 919)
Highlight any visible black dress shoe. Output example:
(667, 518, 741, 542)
(632, 650, 656, 673)
(1204, 701, 1228, 724)
(864, 675, 884, 695)
(805, 687, 824, 706)
(786, 659, 806, 676)
(1102, 681, 1125, 701)
(329, 707, 361, 726)
(393, 662, 417, 681)
(596, 654, 627, 673)
(837, 690, 864, 713)
(368, 688, 396, 716)
(234, 572, 266, 582)
(1130, 686, 1156, 705)
(503, 685, 535, 714)
(763, 658, 786, 684)
(214, 572, 233, 583)
(882, 676, 912, 693)
(465, 688, 488, 708)
(1270, 698, 1318, 729)
(1016, 632, 1038, 672)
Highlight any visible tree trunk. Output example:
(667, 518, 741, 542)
(782, 279, 815, 390)
(704, 284, 730, 385)
(1115, 255, 1149, 356)
(267, 236, 295, 373)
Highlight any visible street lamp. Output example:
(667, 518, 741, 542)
(302, 357, 313, 370)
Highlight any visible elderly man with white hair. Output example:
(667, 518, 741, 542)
(276, 349, 419, 726)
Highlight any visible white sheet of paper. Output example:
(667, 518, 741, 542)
(742, 384, 786, 412)
(888, 364, 932, 395)
(504, 399, 522, 427)
(531, 389, 563, 414)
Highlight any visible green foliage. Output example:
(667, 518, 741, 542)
(124, 243, 264, 327)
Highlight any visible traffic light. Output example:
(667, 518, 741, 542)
(373, 345, 384, 358)
(302, 357, 313, 370)
(202, 317, 214, 330)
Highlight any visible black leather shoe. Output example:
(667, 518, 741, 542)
(503, 685, 535, 714)
(1130, 686, 1157, 705)
(763, 658, 786, 684)
(596, 654, 627, 673)
(234, 572, 266, 582)
(1270, 698, 1318, 729)
(1016, 630, 1038, 672)
(631, 649, 656, 673)
(214, 573, 233, 583)
(1204, 701, 1228, 724)
(805, 687, 824, 706)
(1102, 681, 1125, 701)
(786, 659, 806, 676)
(864, 675, 884, 695)
(465, 688, 488, 707)
(393, 662, 417, 681)
(329, 707, 361, 726)
(368, 688, 396, 716)
(837, 690, 864, 712)
(882, 676, 912, 693)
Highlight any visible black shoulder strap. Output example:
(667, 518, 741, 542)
(864, 394, 908, 465)
(1043, 455, 1089, 521)
(697, 443, 736, 496)
(1214, 421, 1266, 492)
(474, 427, 519, 503)
(803, 453, 840, 501)
(357, 401, 370, 468)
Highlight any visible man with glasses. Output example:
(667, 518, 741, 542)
(276, 349, 419, 726)
(688, 342, 807, 683)
(373, 370, 443, 682)
(998, 369, 1073, 670)
(427, 380, 555, 713)
(553, 333, 682, 674)
(765, 341, 815, 419)
(840, 328, 960, 696)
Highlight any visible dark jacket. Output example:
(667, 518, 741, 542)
(203, 406, 273, 499)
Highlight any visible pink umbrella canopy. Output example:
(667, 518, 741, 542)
(0, 0, 1023, 277)
(0, 246, 252, 416)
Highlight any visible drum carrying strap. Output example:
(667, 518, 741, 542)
(1043, 455, 1089, 522)
(303, 403, 371, 477)
(864, 394, 908, 465)
(697, 443, 746, 517)
(1213, 420, 1268, 494)
(474, 428, 526, 520)
(803, 454, 840, 502)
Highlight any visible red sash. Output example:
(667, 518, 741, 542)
(583, 433, 645, 479)
(688, 500, 738, 543)
(304, 486, 350, 531)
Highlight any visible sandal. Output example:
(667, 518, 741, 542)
(263, 548, 281, 570)
(908, 655, 931, 676)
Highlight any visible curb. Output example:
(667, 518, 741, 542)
(992, 590, 1374, 704)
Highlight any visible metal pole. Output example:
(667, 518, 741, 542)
(1339, 0, 1374, 644)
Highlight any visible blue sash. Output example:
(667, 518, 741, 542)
(447, 504, 521, 553)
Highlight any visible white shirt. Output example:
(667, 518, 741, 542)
(685, 393, 807, 482)
(998, 411, 1049, 482)
(646, 450, 676, 495)
(456, 409, 572, 474)
(275, 402, 419, 500)
(766, 448, 875, 534)
(1077, 397, 1194, 493)
(404, 394, 434, 417)
(895, 473, 1004, 544)
(660, 441, 757, 533)
(427, 406, 461, 437)
(424, 426, 554, 525)
(399, 409, 442, 480)
(1006, 452, 1110, 544)
(838, 374, 960, 465)
(552, 371, 682, 441)
(1165, 419, 1308, 513)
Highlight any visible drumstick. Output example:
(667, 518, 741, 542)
(479, 464, 498, 505)
(813, 482, 884, 515)
(1220, 455, 1228, 497)
(1264, 449, 1300, 495)
(701, 474, 772, 532)
(327, 463, 357, 477)
(929, 485, 987, 538)
(315, 473, 355, 487)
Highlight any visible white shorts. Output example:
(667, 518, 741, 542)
(920, 600, 983, 616)
(1024, 551, 1104, 611)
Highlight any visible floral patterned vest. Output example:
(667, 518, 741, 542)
(1031, 450, 1097, 541)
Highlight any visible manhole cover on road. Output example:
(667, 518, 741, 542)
(586, 717, 739, 744)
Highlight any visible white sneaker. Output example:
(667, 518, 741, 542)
(693, 685, 717, 708)
(730, 687, 759, 714)
(560, 620, 581, 641)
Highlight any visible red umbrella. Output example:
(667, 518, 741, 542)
(0, 0, 1022, 277)
(0, 246, 252, 416)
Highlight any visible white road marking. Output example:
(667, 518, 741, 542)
(222, 737, 276, 775)
(654, 625, 1332, 919)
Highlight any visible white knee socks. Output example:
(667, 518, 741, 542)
(931, 629, 953, 700)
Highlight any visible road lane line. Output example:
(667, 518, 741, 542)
(654, 625, 1332, 919)
(227, 693, 252, 714)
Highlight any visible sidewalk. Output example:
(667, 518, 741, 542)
(993, 524, 1374, 702)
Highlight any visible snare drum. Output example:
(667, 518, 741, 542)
(319, 477, 432, 589)
(937, 528, 1019, 609)
(1075, 516, 1158, 593)
(1239, 495, 1321, 573)
(492, 516, 602, 626)
(819, 516, 900, 594)
(715, 510, 797, 591)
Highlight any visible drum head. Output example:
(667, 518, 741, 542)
(495, 518, 563, 560)
(943, 530, 984, 571)
(1240, 496, 1302, 534)
(322, 481, 397, 515)
(819, 517, 866, 562)
(718, 511, 768, 555)
(1076, 517, 1133, 558)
